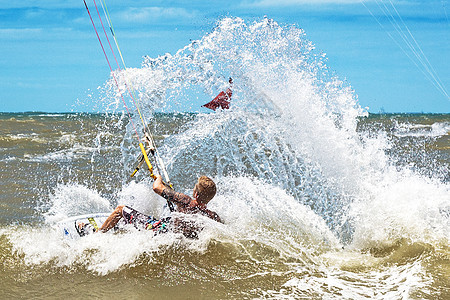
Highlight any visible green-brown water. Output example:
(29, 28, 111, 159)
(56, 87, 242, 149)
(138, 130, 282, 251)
(0, 112, 448, 299)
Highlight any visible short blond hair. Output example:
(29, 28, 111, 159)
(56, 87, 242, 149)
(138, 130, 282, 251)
(195, 176, 216, 204)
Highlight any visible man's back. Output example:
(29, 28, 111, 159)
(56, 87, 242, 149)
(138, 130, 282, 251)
(161, 188, 222, 222)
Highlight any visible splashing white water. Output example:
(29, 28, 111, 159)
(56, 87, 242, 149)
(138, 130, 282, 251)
(112, 17, 450, 257)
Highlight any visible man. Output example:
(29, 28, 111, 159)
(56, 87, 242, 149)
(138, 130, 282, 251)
(95, 175, 222, 238)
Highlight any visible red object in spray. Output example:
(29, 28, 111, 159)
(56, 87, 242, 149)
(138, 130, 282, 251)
(202, 78, 233, 111)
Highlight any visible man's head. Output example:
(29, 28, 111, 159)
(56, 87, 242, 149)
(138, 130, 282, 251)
(193, 176, 216, 205)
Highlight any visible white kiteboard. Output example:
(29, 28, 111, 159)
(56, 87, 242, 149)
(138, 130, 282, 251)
(56, 213, 111, 239)
(56, 212, 172, 239)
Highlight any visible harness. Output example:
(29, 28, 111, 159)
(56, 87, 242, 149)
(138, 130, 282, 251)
(145, 216, 172, 234)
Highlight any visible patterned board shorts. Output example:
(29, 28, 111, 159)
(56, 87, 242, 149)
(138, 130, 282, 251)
(122, 206, 170, 233)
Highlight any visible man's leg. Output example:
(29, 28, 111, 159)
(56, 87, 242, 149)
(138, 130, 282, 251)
(99, 205, 124, 232)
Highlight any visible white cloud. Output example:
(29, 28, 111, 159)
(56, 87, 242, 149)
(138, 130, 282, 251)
(117, 7, 198, 24)
(0, 28, 83, 41)
(0, 1, 80, 9)
(0, 28, 43, 39)
(244, 0, 368, 7)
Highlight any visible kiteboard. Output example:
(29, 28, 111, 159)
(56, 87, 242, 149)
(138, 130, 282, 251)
(56, 212, 172, 239)
(56, 212, 111, 239)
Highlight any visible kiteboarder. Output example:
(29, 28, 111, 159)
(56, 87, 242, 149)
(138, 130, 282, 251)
(81, 0, 226, 239)
(95, 175, 222, 238)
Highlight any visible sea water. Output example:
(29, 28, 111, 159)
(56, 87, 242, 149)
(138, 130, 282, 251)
(1, 17, 449, 299)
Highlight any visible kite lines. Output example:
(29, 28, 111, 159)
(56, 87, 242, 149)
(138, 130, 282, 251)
(82, 0, 174, 210)
(361, 0, 449, 100)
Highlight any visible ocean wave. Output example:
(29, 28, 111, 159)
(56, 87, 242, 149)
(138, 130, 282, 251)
(2, 175, 446, 299)
(0, 133, 48, 144)
(350, 170, 450, 250)
(0, 222, 443, 298)
(57, 133, 78, 145)
(23, 147, 89, 162)
(2, 177, 338, 276)
(274, 255, 433, 299)
(23, 144, 120, 162)
(35, 114, 67, 117)
(0, 156, 17, 162)
(3, 117, 37, 123)
(393, 122, 450, 138)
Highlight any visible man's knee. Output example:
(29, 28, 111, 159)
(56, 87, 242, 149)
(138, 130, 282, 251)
(115, 205, 125, 215)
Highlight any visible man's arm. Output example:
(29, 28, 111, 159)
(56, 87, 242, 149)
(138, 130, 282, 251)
(152, 175, 166, 195)
(153, 175, 192, 206)
(160, 187, 192, 206)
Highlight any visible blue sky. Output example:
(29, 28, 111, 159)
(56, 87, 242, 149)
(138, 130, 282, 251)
(0, 0, 449, 113)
